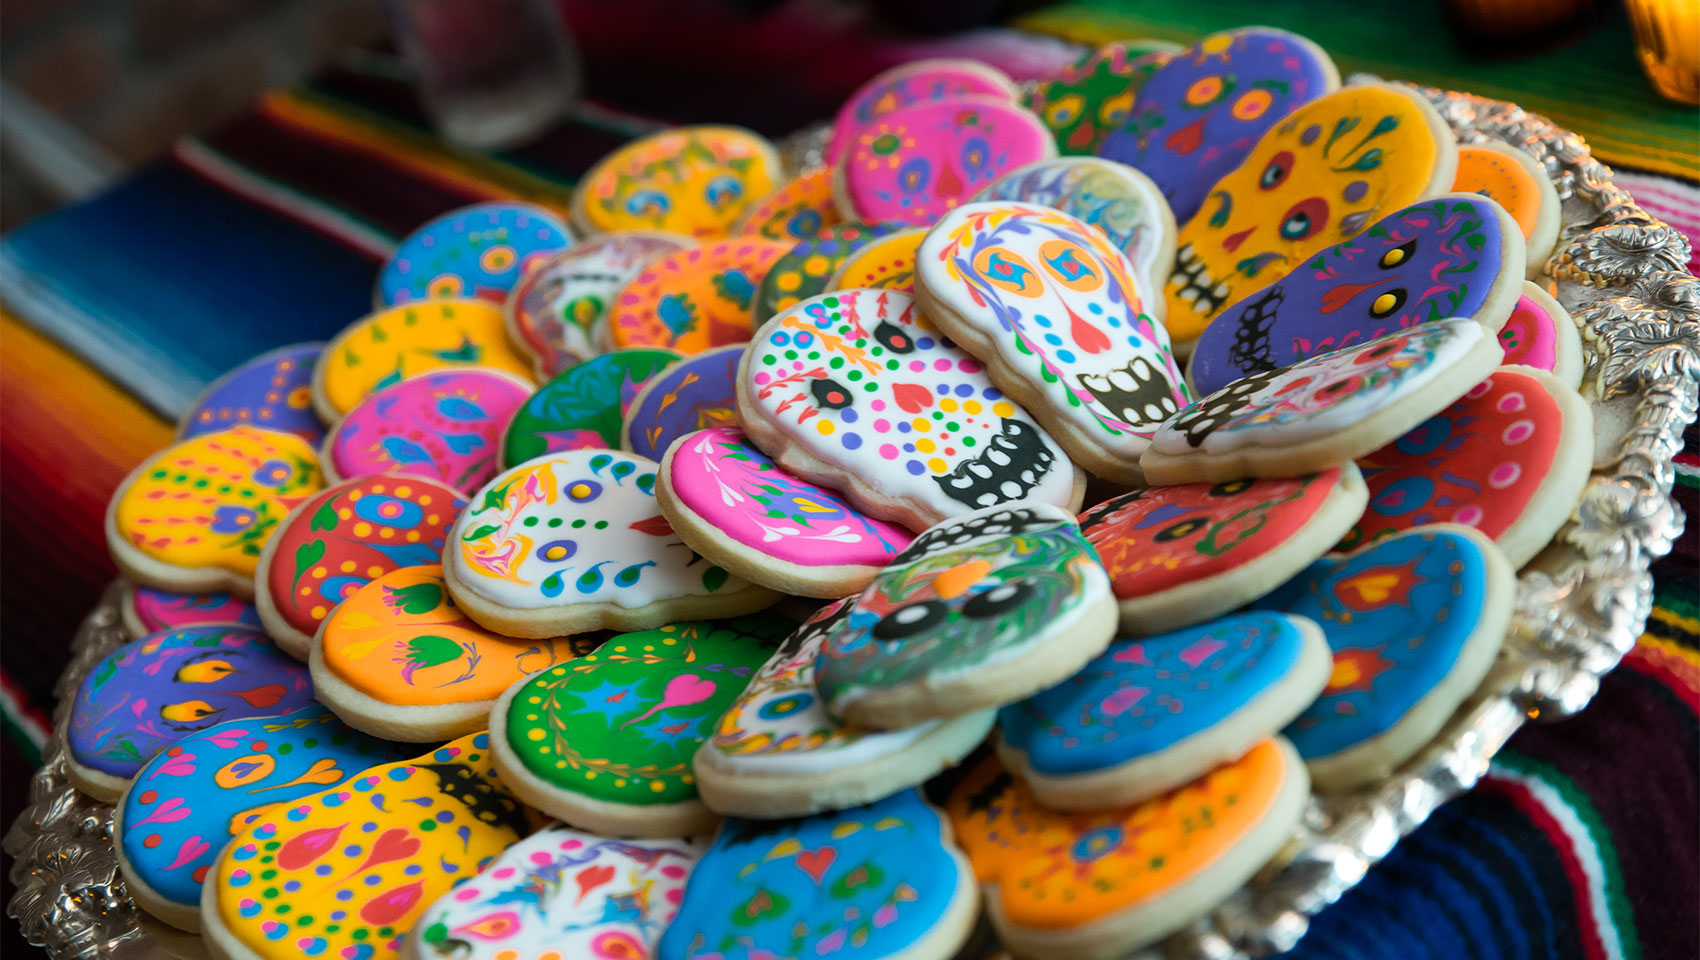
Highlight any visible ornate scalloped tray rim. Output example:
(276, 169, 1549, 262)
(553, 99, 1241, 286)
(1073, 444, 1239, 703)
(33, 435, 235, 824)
(7, 76, 1697, 960)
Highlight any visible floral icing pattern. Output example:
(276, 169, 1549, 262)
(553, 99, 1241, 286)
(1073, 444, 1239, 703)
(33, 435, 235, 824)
(181, 343, 324, 443)
(502, 350, 680, 467)
(575, 126, 780, 238)
(608, 238, 792, 353)
(753, 222, 895, 323)
(623, 347, 741, 461)
(327, 370, 530, 494)
(317, 301, 533, 418)
(735, 167, 844, 242)
(378, 202, 572, 306)
(828, 227, 927, 292)
(126, 586, 261, 635)
(1026, 41, 1169, 155)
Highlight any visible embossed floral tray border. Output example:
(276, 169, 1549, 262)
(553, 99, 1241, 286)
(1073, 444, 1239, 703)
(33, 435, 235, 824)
(8, 77, 1697, 960)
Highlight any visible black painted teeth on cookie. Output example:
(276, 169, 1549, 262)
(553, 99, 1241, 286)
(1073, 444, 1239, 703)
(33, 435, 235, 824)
(889, 505, 1063, 566)
(932, 420, 1057, 510)
(1227, 286, 1283, 374)
(1172, 369, 1283, 447)
(1076, 356, 1185, 428)
(1170, 242, 1231, 318)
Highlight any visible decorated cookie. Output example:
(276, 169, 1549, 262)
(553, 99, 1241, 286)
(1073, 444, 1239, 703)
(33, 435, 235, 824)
(826, 57, 1021, 163)
(122, 584, 261, 639)
(1100, 27, 1339, 224)
(998, 612, 1330, 810)
(572, 126, 781, 239)
(1164, 82, 1458, 346)
(1141, 318, 1504, 485)
(1026, 41, 1171, 155)
(918, 201, 1192, 481)
(1269, 525, 1513, 791)
(65, 625, 314, 801)
(447, 451, 777, 638)
(107, 425, 324, 596)
(734, 167, 845, 242)
(753, 222, 896, 324)
(501, 349, 680, 467)
(695, 597, 993, 818)
(947, 741, 1308, 958)
(826, 226, 928, 292)
(378, 202, 573, 307)
(254, 477, 465, 658)
(410, 824, 701, 960)
(1452, 141, 1560, 278)
(179, 343, 324, 444)
(738, 288, 1083, 532)
(657, 427, 916, 597)
(834, 95, 1056, 228)
(972, 156, 1177, 309)
(1497, 281, 1582, 388)
(813, 503, 1117, 728)
(314, 300, 534, 422)
(114, 705, 411, 931)
(491, 617, 787, 836)
(202, 732, 544, 960)
(621, 345, 742, 461)
(322, 369, 532, 494)
(658, 789, 978, 960)
(607, 238, 792, 353)
(1079, 465, 1369, 633)
(505, 231, 694, 379)
(1187, 194, 1526, 396)
(1345, 366, 1592, 566)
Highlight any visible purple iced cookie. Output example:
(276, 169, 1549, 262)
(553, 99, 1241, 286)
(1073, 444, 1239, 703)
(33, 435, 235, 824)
(124, 585, 262, 638)
(178, 343, 324, 444)
(622, 344, 743, 461)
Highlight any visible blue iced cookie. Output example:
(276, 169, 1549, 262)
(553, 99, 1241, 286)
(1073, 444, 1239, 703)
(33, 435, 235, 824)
(378, 202, 573, 306)
(178, 343, 325, 444)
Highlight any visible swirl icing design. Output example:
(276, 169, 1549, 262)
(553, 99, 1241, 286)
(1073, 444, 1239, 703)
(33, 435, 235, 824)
(118, 705, 411, 918)
(1164, 84, 1447, 343)
(181, 343, 324, 443)
(318, 301, 533, 418)
(608, 238, 792, 353)
(414, 824, 701, 960)
(503, 349, 680, 467)
(328, 371, 529, 494)
(454, 452, 746, 609)
(1151, 318, 1488, 456)
(210, 732, 543, 960)
(379, 202, 572, 306)
(508, 233, 692, 379)
(1100, 27, 1336, 224)
(1026, 41, 1169, 155)
(69, 626, 314, 781)
(1497, 290, 1565, 372)
(735, 167, 844, 242)
(623, 347, 741, 461)
(1190, 196, 1513, 395)
(827, 227, 926, 292)
(753, 222, 895, 323)
(504, 618, 785, 805)
(840, 96, 1055, 227)
(576, 126, 779, 238)
(127, 586, 261, 634)
(744, 289, 1077, 523)
(827, 58, 1017, 163)
(112, 426, 323, 581)
(658, 790, 970, 960)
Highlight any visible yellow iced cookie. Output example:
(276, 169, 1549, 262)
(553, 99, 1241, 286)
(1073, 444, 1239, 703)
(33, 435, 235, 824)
(572, 125, 782, 240)
(825, 226, 928, 293)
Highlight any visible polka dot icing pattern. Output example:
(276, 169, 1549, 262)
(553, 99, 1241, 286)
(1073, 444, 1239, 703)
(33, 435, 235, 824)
(181, 343, 324, 443)
(503, 618, 785, 805)
(413, 824, 701, 960)
(1026, 41, 1169, 155)
(118, 705, 412, 915)
(827, 57, 1018, 163)
(378, 202, 573, 306)
(68, 626, 314, 782)
(839, 96, 1055, 228)
(574, 126, 780, 239)
(735, 166, 844, 242)
(1100, 27, 1336, 224)
(507, 232, 692, 379)
(743, 289, 1077, 522)
(608, 238, 792, 353)
(317, 301, 533, 419)
(126, 586, 261, 634)
(453, 452, 747, 610)
(209, 732, 543, 960)
(112, 426, 324, 582)
(1189, 195, 1515, 396)
(1164, 83, 1449, 344)
(320, 565, 573, 707)
(666, 428, 914, 568)
(502, 350, 681, 467)
(827, 227, 927, 292)
(327, 370, 530, 494)
(753, 222, 896, 324)
(658, 789, 971, 960)
(623, 347, 741, 461)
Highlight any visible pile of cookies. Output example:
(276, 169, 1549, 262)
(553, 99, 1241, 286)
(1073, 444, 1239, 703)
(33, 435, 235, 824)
(88, 25, 1594, 960)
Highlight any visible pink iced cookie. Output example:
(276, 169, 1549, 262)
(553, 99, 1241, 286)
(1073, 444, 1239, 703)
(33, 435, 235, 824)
(834, 95, 1055, 228)
(1497, 282, 1582, 390)
(827, 58, 1020, 163)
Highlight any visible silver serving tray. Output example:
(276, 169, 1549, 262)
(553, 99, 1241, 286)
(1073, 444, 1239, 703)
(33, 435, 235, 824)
(8, 77, 1697, 960)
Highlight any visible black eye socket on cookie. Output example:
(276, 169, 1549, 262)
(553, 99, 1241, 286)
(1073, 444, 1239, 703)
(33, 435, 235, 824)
(962, 580, 1035, 618)
(811, 378, 854, 409)
(1369, 288, 1408, 318)
(1155, 518, 1209, 542)
(1380, 239, 1417, 268)
(1209, 479, 1255, 497)
(874, 321, 915, 354)
(872, 600, 948, 639)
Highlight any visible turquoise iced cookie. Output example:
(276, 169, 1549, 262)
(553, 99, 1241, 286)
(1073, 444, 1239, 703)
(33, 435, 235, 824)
(378, 202, 573, 306)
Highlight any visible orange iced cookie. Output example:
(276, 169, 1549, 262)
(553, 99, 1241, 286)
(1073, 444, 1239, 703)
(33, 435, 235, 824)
(826, 226, 927, 293)
(1452, 141, 1559, 277)
(607, 238, 791, 353)
(734, 166, 845, 242)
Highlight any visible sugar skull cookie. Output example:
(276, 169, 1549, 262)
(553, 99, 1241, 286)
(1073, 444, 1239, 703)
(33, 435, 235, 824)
(621, 345, 742, 461)
(752, 222, 896, 324)
(107, 425, 324, 597)
(1026, 41, 1171, 155)
(572, 126, 781, 239)
(738, 289, 1083, 532)
(826, 226, 928, 292)
(813, 503, 1117, 728)
(1141, 317, 1504, 484)
(826, 57, 1021, 163)
(1164, 82, 1458, 347)
(1452, 141, 1560, 278)
(65, 625, 314, 801)
(501, 349, 680, 467)
(377, 202, 573, 307)
(733, 166, 845, 242)
(1188, 194, 1526, 395)
(1497, 281, 1582, 388)
(121, 584, 261, 639)
(607, 237, 792, 353)
(446, 451, 778, 638)
(321, 369, 532, 494)
(919, 201, 1192, 481)
(178, 342, 324, 444)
